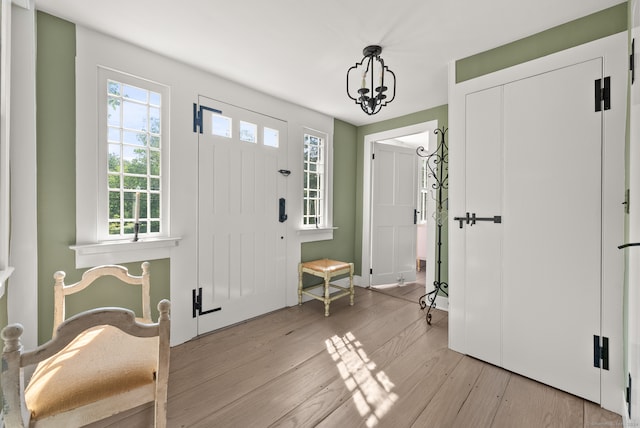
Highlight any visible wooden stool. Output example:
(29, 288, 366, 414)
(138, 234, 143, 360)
(298, 259, 354, 316)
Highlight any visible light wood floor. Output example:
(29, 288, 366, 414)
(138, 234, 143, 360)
(90, 285, 622, 428)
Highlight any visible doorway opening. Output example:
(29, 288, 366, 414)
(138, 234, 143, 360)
(361, 121, 438, 301)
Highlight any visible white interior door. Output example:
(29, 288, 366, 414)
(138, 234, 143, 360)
(197, 96, 287, 335)
(501, 58, 603, 402)
(463, 59, 604, 402)
(370, 142, 417, 285)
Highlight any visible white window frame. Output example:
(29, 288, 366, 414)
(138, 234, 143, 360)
(100, 69, 166, 241)
(298, 127, 334, 242)
(72, 66, 178, 268)
(0, 0, 12, 293)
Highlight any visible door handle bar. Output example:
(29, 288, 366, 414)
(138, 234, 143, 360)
(453, 212, 502, 228)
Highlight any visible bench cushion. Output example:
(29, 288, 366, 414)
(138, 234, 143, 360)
(25, 325, 157, 420)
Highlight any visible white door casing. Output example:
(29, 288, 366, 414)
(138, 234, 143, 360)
(196, 96, 288, 335)
(449, 32, 626, 413)
(370, 143, 417, 286)
(361, 121, 438, 291)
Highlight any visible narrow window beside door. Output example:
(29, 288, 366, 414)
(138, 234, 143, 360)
(303, 130, 326, 227)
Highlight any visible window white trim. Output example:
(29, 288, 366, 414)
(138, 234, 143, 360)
(300, 127, 333, 239)
(0, 0, 13, 296)
(75, 61, 175, 266)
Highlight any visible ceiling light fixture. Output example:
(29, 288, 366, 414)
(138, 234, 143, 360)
(346, 45, 396, 115)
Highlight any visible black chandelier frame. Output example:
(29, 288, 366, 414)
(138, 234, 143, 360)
(417, 127, 448, 324)
(346, 45, 396, 116)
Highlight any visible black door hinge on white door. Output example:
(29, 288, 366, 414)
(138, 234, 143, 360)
(193, 103, 223, 134)
(595, 77, 611, 112)
(192, 287, 222, 317)
(593, 335, 609, 370)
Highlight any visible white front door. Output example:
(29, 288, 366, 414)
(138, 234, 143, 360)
(462, 58, 605, 402)
(370, 142, 417, 285)
(196, 96, 288, 335)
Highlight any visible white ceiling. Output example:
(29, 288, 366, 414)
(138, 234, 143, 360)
(35, 0, 625, 126)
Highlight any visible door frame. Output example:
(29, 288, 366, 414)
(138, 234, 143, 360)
(448, 31, 626, 413)
(361, 120, 438, 292)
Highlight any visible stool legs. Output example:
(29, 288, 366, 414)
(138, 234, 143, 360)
(323, 274, 331, 317)
(298, 264, 303, 305)
(349, 263, 354, 306)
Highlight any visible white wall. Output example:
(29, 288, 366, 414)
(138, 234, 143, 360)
(75, 27, 334, 345)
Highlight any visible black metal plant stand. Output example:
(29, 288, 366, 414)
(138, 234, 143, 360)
(417, 127, 448, 324)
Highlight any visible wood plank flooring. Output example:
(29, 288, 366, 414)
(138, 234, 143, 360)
(89, 285, 622, 428)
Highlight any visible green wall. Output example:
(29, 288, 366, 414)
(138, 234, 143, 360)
(456, 3, 628, 83)
(36, 12, 170, 344)
(301, 119, 357, 264)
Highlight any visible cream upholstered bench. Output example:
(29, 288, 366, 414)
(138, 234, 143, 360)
(1, 262, 171, 427)
(298, 258, 354, 316)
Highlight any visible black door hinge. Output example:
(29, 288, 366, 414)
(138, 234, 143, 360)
(593, 335, 609, 370)
(631, 39, 635, 85)
(370, 268, 373, 275)
(627, 373, 632, 418)
(595, 77, 611, 112)
(192, 287, 222, 318)
(193, 103, 223, 134)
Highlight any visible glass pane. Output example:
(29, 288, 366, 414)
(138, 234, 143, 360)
(123, 130, 147, 146)
(108, 174, 120, 189)
(150, 107, 161, 133)
(150, 135, 160, 149)
(151, 221, 160, 233)
(123, 221, 135, 234)
(109, 191, 121, 218)
(122, 84, 148, 103)
(139, 193, 148, 219)
(107, 81, 121, 96)
(150, 91, 161, 106)
(123, 146, 147, 174)
(108, 144, 121, 172)
(108, 127, 121, 143)
(150, 177, 160, 191)
(122, 100, 148, 131)
(150, 150, 160, 176)
(109, 221, 121, 235)
(125, 192, 136, 218)
(138, 221, 148, 233)
(124, 176, 147, 190)
(239, 121, 257, 143)
(264, 127, 279, 148)
(107, 97, 121, 126)
(212, 115, 232, 138)
(150, 193, 160, 218)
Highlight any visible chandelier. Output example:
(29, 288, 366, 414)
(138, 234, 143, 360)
(346, 45, 396, 115)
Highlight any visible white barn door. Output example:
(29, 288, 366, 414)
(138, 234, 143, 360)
(370, 143, 417, 285)
(196, 96, 288, 335)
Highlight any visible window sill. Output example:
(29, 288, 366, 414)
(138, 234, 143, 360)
(297, 227, 337, 243)
(0, 267, 15, 298)
(70, 236, 181, 268)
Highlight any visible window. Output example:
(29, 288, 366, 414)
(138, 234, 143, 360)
(418, 158, 429, 223)
(97, 68, 169, 242)
(303, 130, 327, 227)
(105, 78, 163, 238)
